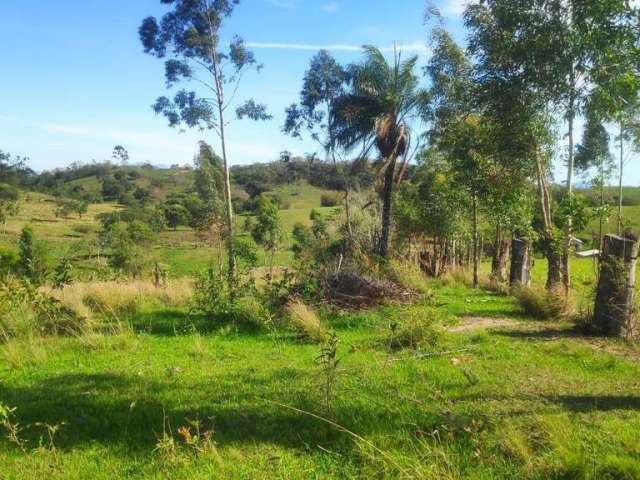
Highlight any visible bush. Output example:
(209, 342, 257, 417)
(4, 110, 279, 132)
(320, 193, 341, 207)
(387, 308, 441, 351)
(0, 247, 18, 278)
(285, 300, 327, 343)
(383, 260, 432, 295)
(190, 268, 264, 329)
(71, 223, 93, 235)
(0, 279, 86, 339)
(513, 286, 573, 321)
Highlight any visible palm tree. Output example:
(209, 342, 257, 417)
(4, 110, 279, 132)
(331, 46, 429, 258)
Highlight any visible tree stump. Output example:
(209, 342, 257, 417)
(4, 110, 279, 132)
(491, 239, 511, 284)
(593, 234, 639, 338)
(510, 238, 531, 287)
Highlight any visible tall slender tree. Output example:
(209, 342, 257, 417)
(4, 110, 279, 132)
(139, 0, 271, 284)
(466, 0, 640, 292)
(331, 46, 430, 258)
(283, 51, 358, 237)
(467, 2, 562, 290)
(575, 105, 613, 248)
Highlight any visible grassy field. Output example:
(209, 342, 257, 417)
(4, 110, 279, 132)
(1, 280, 640, 478)
(2, 186, 640, 478)
(0, 183, 341, 277)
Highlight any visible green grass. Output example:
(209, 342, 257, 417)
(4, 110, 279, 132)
(3, 184, 640, 478)
(2, 285, 640, 479)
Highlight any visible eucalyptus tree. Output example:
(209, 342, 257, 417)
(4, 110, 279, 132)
(466, 4, 563, 290)
(426, 28, 487, 286)
(112, 145, 129, 165)
(283, 50, 357, 235)
(466, 0, 640, 292)
(139, 0, 271, 283)
(575, 106, 613, 247)
(331, 46, 430, 258)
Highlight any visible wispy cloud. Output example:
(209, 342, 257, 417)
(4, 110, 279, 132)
(440, 0, 470, 16)
(247, 41, 427, 53)
(321, 2, 339, 13)
(265, 0, 298, 8)
(41, 123, 195, 154)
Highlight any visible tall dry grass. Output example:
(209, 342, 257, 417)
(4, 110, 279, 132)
(48, 279, 194, 320)
(286, 300, 327, 343)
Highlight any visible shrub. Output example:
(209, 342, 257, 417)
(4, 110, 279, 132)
(383, 260, 432, 295)
(0, 279, 86, 339)
(387, 308, 441, 351)
(513, 286, 573, 321)
(320, 193, 341, 207)
(0, 247, 18, 278)
(190, 268, 262, 328)
(71, 223, 93, 235)
(285, 300, 327, 343)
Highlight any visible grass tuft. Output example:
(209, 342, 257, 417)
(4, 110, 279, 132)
(513, 286, 573, 321)
(285, 300, 327, 343)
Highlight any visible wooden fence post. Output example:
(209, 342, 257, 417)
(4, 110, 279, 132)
(593, 234, 639, 338)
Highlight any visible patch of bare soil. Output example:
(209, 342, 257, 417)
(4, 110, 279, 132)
(448, 316, 521, 332)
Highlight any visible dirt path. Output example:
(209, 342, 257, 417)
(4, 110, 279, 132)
(448, 316, 521, 332)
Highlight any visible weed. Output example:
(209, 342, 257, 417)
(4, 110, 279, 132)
(0, 403, 27, 453)
(316, 332, 340, 415)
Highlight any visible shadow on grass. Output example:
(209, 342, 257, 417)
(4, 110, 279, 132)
(129, 309, 216, 336)
(545, 394, 640, 412)
(494, 326, 588, 340)
(129, 310, 268, 338)
(0, 370, 403, 456)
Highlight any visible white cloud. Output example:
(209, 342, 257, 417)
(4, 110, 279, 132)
(440, 0, 468, 16)
(265, 0, 298, 8)
(321, 2, 339, 13)
(247, 41, 427, 53)
(41, 123, 196, 154)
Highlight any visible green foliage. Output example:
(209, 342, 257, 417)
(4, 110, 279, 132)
(102, 221, 155, 276)
(0, 278, 84, 338)
(331, 45, 431, 257)
(554, 193, 592, 233)
(0, 246, 18, 278)
(315, 331, 340, 414)
(386, 307, 441, 351)
(309, 209, 329, 240)
(17, 226, 47, 285)
(291, 222, 313, 257)
(0, 183, 19, 226)
(52, 257, 73, 290)
(251, 195, 282, 254)
(55, 197, 88, 219)
(163, 202, 191, 231)
(191, 267, 266, 330)
(193, 142, 225, 228)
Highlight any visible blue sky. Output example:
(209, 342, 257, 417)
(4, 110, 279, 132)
(0, 0, 635, 185)
(0, 0, 466, 171)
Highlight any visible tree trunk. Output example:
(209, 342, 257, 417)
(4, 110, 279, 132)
(599, 153, 605, 250)
(472, 193, 479, 288)
(618, 122, 624, 236)
(544, 238, 563, 292)
(593, 234, 639, 338)
(510, 238, 531, 287)
(379, 158, 396, 258)
(492, 225, 510, 284)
